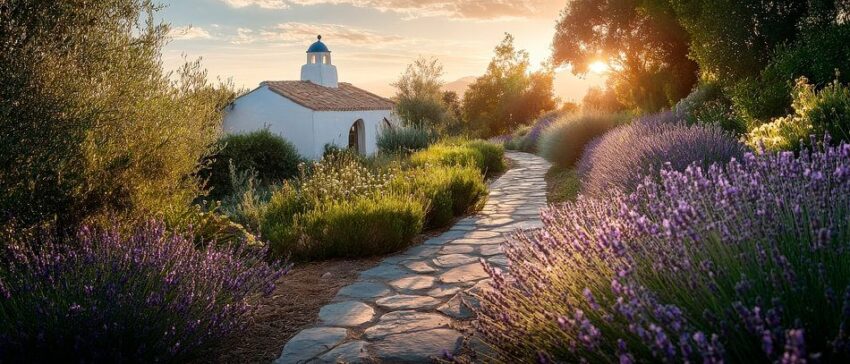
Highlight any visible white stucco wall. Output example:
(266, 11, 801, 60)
(223, 86, 395, 160)
(312, 109, 394, 158)
(222, 86, 316, 158)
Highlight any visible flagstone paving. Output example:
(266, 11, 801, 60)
(273, 151, 549, 364)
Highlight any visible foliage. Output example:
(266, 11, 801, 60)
(517, 111, 562, 153)
(203, 129, 301, 199)
(746, 77, 850, 152)
(393, 57, 455, 130)
(410, 140, 506, 178)
(582, 86, 627, 112)
(670, 0, 812, 83)
(390, 166, 487, 228)
(579, 115, 747, 197)
(0, 221, 283, 362)
(544, 167, 581, 204)
(674, 82, 747, 135)
(728, 23, 850, 122)
(297, 195, 425, 260)
(260, 151, 487, 260)
(552, 0, 698, 113)
(165, 202, 259, 249)
(0, 0, 233, 230)
(537, 112, 622, 168)
(463, 34, 557, 137)
(475, 141, 850, 363)
(377, 126, 435, 153)
(218, 166, 273, 232)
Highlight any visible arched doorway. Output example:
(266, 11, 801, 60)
(348, 119, 365, 154)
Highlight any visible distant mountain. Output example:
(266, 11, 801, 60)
(442, 76, 477, 96)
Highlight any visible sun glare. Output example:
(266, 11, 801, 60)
(588, 61, 609, 74)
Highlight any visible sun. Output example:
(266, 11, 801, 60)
(588, 60, 609, 74)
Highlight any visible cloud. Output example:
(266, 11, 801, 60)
(223, 0, 289, 9)
(285, 0, 562, 20)
(170, 26, 213, 40)
(230, 22, 404, 45)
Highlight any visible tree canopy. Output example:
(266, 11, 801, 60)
(392, 56, 451, 130)
(553, 0, 698, 113)
(0, 0, 233, 229)
(463, 34, 557, 137)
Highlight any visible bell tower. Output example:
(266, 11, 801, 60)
(300, 35, 338, 88)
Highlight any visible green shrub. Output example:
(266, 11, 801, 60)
(537, 112, 621, 167)
(219, 166, 273, 232)
(445, 166, 488, 215)
(261, 153, 418, 259)
(260, 183, 304, 258)
(410, 140, 505, 177)
(467, 140, 506, 176)
(297, 195, 425, 259)
(675, 82, 747, 135)
(411, 143, 482, 171)
(729, 24, 850, 123)
(391, 166, 487, 228)
(204, 130, 301, 199)
(0, 2, 233, 230)
(376, 126, 434, 153)
(391, 169, 453, 228)
(746, 77, 850, 151)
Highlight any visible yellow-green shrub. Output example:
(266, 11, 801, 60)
(538, 111, 622, 167)
(746, 77, 850, 151)
(296, 195, 425, 259)
(467, 140, 506, 176)
(260, 183, 303, 258)
(745, 115, 811, 152)
(410, 140, 505, 177)
(391, 165, 487, 228)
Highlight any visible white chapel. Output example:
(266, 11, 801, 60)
(223, 36, 396, 160)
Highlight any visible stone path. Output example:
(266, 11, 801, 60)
(273, 152, 549, 364)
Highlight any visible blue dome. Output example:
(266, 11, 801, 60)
(307, 35, 330, 53)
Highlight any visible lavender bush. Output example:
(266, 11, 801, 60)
(520, 111, 562, 153)
(0, 221, 284, 362)
(538, 112, 622, 168)
(475, 140, 850, 363)
(579, 116, 747, 197)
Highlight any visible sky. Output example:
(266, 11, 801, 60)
(160, 0, 606, 102)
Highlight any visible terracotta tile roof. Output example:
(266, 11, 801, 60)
(262, 81, 395, 111)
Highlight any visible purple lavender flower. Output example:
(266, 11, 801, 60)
(578, 115, 747, 197)
(474, 140, 850, 363)
(0, 220, 285, 362)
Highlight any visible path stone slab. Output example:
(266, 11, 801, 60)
(450, 237, 506, 245)
(376, 294, 441, 310)
(403, 260, 437, 273)
(364, 310, 451, 340)
(370, 328, 464, 363)
(463, 231, 502, 239)
(318, 301, 375, 327)
(437, 293, 475, 320)
(273, 327, 347, 364)
(427, 286, 462, 298)
(360, 265, 410, 280)
(432, 253, 479, 268)
(479, 244, 502, 256)
(439, 263, 489, 284)
(440, 245, 475, 255)
(402, 245, 441, 257)
(389, 275, 435, 291)
(315, 340, 369, 364)
(488, 255, 509, 267)
(336, 282, 391, 300)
